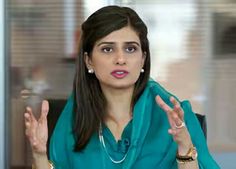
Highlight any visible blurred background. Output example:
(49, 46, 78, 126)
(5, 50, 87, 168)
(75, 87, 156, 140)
(0, 0, 236, 168)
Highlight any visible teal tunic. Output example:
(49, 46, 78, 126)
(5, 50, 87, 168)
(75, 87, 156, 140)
(49, 79, 220, 169)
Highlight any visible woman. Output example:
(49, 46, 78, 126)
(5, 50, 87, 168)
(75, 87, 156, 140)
(24, 5, 220, 169)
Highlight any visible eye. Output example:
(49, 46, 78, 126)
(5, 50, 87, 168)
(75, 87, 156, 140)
(101, 47, 113, 53)
(125, 46, 137, 53)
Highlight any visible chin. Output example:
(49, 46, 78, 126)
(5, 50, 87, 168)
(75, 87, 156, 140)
(113, 84, 134, 90)
(101, 80, 136, 90)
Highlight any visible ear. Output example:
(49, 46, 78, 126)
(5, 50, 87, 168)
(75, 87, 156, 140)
(84, 52, 93, 69)
(141, 52, 146, 67)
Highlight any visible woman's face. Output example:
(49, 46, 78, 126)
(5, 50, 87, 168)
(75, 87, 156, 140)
(85, 26, 145, 91)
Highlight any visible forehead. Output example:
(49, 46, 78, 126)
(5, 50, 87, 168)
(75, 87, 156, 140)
(95, 26, 140, 45)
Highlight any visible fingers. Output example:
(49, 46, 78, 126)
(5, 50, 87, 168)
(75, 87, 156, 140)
(24, 107, 36, 136)
(156, 95, 193, 148)
(156, 95, 172, 114)
(39, 100, 49, 120)
(24, 107, 38, 143)
(156, 95, 175, 127)
(25, 108, 42, 150)
(168, 128, 181, 142)
(25, 106, 36, 122)
(24, 107, 33, 134)
(170, 96, 184, 121)
(155, 95, 184, 128)
(156, 96, 183, 128)
(24, 103, 48, 153)
(156, 96, 173, 127)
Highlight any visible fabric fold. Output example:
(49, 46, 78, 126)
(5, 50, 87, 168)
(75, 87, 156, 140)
(49, 79, 220, 169)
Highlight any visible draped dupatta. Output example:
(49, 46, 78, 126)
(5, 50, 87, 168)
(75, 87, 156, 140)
(49, 79, 220, 169)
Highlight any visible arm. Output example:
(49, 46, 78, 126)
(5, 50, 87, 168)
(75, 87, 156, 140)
(177, 161, 199, 169)
(24, 101, 53, 169)
(32, 152, 52, 169)
(156, 96, 199, 169)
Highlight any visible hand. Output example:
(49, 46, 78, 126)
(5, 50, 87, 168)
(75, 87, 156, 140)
(155, 95, 193, 155)
(24, 100, 49, 154)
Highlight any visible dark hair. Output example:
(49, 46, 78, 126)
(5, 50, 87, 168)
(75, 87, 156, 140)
(73, 5, 151, 151)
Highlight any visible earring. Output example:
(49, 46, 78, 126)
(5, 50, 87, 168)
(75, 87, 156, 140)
(88, 69, 94, 73)
(141, 68, 144, 73)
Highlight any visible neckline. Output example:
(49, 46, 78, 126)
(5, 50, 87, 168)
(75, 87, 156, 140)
(102, 120, 133, 151)
(99, 123, 130, 164)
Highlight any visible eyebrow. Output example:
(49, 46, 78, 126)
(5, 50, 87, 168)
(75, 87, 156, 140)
(97, 41, 140, 46)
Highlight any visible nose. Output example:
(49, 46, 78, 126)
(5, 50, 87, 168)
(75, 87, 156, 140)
(115, 51, 126, 65)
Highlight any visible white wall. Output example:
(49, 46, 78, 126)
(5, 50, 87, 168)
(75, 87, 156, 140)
(0, 0, 5, 168)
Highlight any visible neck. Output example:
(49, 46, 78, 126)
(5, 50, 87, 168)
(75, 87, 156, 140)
(101, 85, 134, 141)
(104, 87, 133, 120)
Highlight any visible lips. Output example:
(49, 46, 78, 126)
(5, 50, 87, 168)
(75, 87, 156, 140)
(111, 70, 129, 79)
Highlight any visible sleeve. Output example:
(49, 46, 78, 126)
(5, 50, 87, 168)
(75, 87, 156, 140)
(181, 100, 220, 169)
(49, 95, 74, 169)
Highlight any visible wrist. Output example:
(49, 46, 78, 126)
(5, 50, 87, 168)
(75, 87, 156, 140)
(32, 151, 47, 159)
(176, 145, 198, 163)
(32, 152, 49, 168)
(32, 160, 54, 169)
(178, 142, 193, 156)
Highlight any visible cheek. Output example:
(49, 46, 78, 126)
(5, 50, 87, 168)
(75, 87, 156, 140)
(91, 57, 107, 71)
(93, 63, 109, 79)
(130, 61, 143, 76)
(133, 57, 145, 69)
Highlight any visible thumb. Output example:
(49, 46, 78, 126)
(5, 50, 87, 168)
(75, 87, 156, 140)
(40, 100, 49, 119)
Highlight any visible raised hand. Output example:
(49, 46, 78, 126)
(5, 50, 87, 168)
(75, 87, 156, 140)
(24, 100, 49, 154)
(155, 95, 193, 155)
